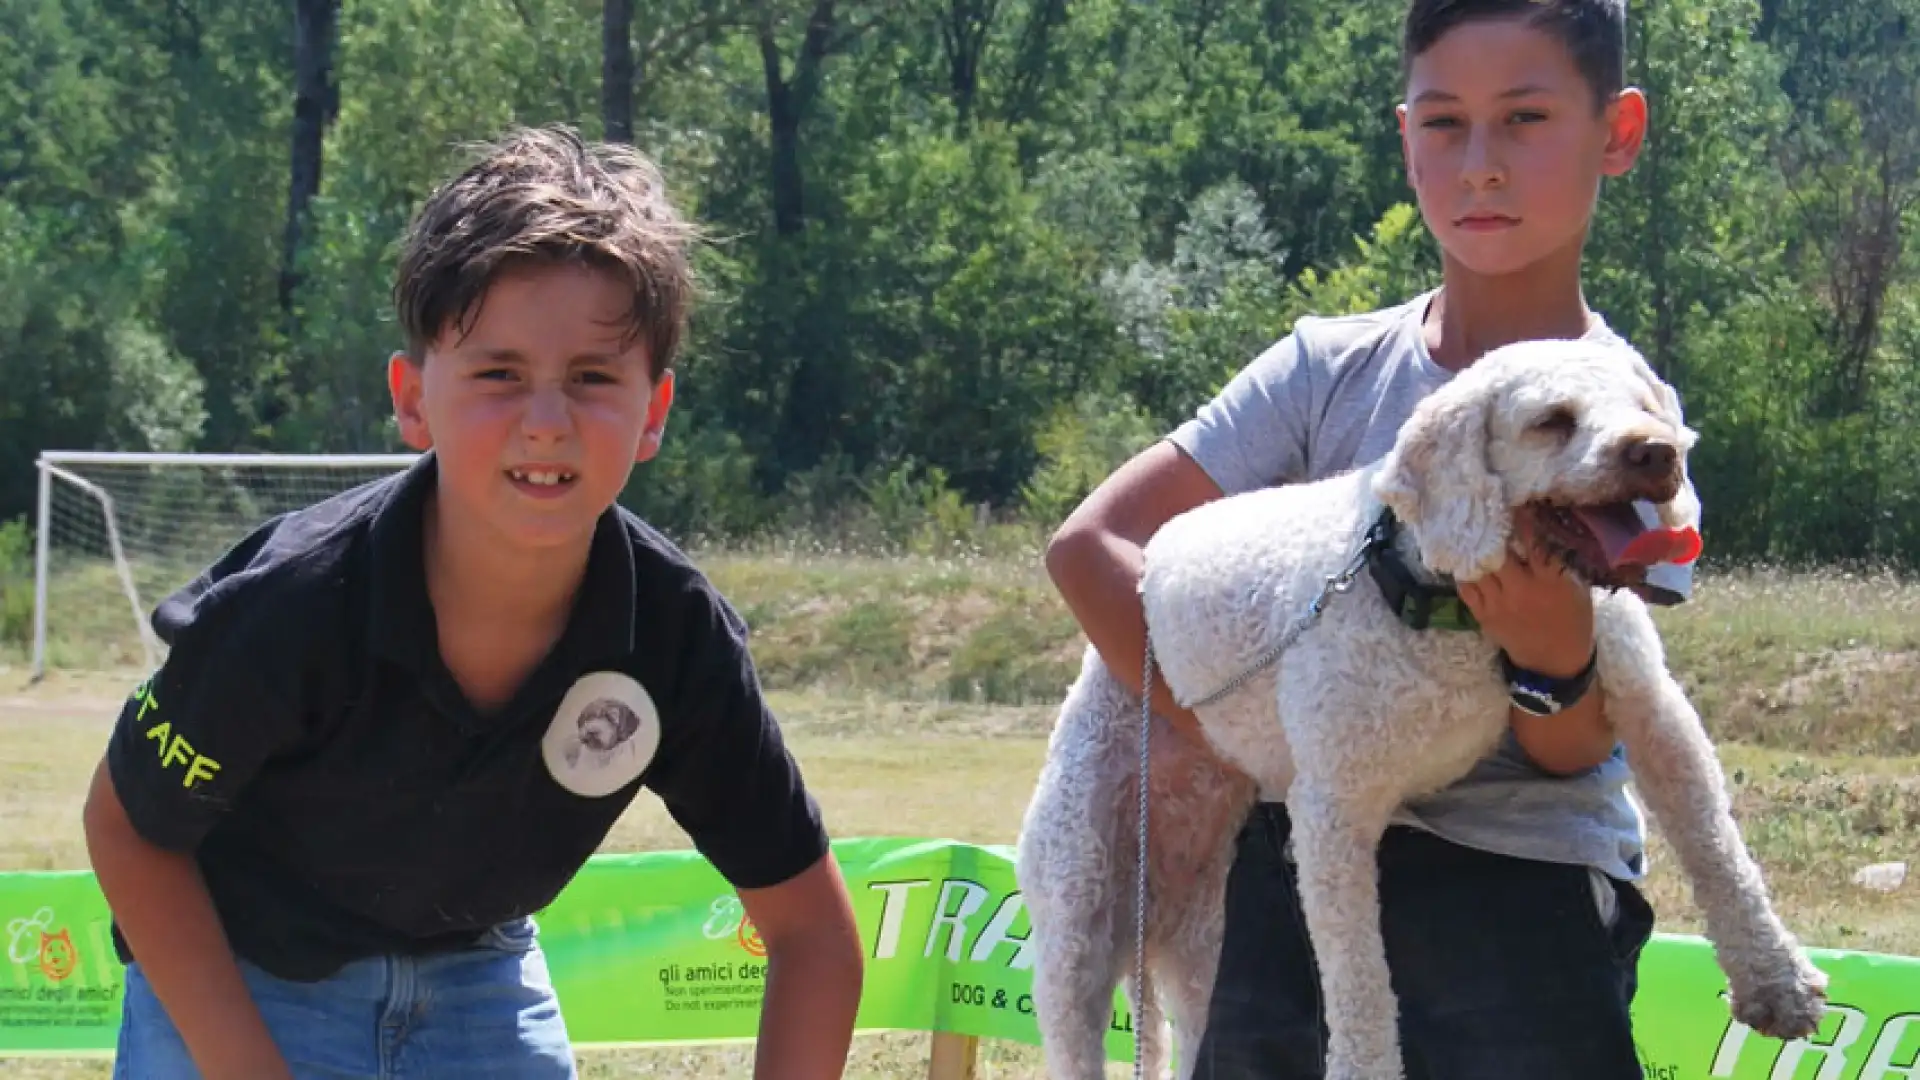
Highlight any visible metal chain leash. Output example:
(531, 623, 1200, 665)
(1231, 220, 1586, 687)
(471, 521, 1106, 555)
(1182, 541, 1376, 712)
(1136, 635, 1153, 1080)
(1130, 532, 1378, 1079)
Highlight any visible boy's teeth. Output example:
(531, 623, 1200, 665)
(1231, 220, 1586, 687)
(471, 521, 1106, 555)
(509, 468, 573, 486)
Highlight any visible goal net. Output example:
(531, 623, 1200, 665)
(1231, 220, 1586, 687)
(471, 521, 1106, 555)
(30, 451, 418, 679)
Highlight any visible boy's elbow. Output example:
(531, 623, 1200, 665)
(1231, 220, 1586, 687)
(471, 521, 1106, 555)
(1044, 519, 1095, 589)
(1045, 517, 1125, 612)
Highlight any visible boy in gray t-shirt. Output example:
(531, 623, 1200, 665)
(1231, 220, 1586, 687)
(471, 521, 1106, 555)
(1171, 289, 1690, 884)
(1044, 1, 1677, 1076)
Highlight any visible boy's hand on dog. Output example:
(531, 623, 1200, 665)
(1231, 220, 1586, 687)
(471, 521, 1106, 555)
(1460, 515, 1619, 775)
(1457, 514, 1594, 679)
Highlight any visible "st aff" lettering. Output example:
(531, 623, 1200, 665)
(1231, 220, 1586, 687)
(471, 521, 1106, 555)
(135, 683, 221, 789)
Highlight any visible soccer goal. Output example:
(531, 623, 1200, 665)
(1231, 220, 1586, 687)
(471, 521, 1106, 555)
(29, 451, 419, 680)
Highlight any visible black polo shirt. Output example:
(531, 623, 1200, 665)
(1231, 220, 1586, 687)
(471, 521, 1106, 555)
(103, 453, 830, 982)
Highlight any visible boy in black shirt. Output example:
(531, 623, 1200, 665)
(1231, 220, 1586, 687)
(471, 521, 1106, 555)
(82, 125, 863, 1080)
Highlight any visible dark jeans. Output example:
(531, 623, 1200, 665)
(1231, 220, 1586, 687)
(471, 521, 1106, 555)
(1190, 803, 1655, 1080)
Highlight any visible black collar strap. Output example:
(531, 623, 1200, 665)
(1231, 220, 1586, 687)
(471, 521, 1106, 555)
(1364, 508, 1481, 633)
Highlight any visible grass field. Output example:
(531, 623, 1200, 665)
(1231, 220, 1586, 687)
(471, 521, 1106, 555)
(3, 551, 1919, 1077)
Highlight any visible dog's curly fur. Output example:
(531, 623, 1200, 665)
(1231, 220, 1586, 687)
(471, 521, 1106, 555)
(1015, 339, 1829, 1080)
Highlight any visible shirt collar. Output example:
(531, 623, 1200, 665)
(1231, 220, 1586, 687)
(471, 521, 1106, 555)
(365, 451, 638, 677)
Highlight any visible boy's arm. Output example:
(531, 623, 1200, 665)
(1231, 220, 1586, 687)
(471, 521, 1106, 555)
(738, 853, 864, 1080)
(82, 761, 292, 1080)
(1049, 331, 1315, 740)
(1046, 440, 1226, 739)
(648, 583, 862, 1078)
(83, 570, 308, 1078)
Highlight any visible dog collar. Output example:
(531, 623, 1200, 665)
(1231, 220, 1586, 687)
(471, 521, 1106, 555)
(1364, 508, 1481, 633)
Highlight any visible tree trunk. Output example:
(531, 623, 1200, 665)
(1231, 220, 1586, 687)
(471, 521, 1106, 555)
(1003, 0, 1065, 126)
(940, 0, 997, 131)
(281, 0, 339, 317)
(757, 0, 840, 237)
(758, 26, 806, 236)
(603, 0, 634, 143)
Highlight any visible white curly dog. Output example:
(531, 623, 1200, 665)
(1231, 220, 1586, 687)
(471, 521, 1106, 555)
(1015, 339, 1830, 1080)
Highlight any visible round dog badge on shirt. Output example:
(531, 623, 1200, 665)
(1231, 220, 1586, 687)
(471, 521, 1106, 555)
(541, 672, 660, 798)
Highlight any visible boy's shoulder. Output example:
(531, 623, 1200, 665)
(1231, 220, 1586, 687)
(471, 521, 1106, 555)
(151, 471, 395, 660)
(1287, 291, 1433, 374)
(1169, 291, 1439, 496)
(609, 503, 754, 658)
(611, 502, 709, 587)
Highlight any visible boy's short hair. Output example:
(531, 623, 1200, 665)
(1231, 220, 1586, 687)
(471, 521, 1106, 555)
(393, 125, 697, 378)
(1402, 0, 1627, 109)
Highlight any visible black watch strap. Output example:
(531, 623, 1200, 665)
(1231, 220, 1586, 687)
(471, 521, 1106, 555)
(1500, 649, 1598, 716)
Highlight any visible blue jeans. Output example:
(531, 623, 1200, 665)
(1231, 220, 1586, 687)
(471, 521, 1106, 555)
(112, 919, 576, 1079)
(1190, 804, 1655, 1080)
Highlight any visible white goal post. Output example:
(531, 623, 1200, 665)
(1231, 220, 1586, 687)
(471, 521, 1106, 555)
(30, 451, 420, 681)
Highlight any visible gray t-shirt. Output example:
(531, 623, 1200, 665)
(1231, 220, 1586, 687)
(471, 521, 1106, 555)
(1167, 290, 1689, 882)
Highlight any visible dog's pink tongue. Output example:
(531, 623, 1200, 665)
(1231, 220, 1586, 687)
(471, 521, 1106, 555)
(1574, 503, 1703, 568)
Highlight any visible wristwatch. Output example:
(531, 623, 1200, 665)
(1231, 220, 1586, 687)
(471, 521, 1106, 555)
(1500, 649, 1598, 717)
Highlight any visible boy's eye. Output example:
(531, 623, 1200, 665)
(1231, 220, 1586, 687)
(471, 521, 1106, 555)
(1510, 110, 1548, 124)
(1420, 115, 1460, 129)
(573, 370, 619, 385)
(475, 368, 515, 381)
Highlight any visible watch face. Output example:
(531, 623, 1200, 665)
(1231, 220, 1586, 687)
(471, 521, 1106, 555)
(1512, 684, 1561, 716)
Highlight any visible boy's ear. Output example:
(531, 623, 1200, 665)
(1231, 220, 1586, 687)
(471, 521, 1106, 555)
(388, 351, 433, 451)
(1602, 87, 1649, 177)
(634, 369, 676, 465)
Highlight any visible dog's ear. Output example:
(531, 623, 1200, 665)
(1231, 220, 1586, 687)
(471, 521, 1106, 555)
(1619, 346, 1676, 416)
(1631, 351, 1700, 451)
(1372, 386, 1511, 581)
(1621, 348, 1705, 529)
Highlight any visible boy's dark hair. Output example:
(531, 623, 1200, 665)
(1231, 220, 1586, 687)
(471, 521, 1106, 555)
(393, 125, 698, 378)
(1402, 0, 1627, 109)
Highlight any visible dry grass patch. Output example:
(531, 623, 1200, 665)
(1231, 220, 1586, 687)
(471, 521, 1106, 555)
(1655, 566, 1920, 755)
(1637, 743, 1920, 957)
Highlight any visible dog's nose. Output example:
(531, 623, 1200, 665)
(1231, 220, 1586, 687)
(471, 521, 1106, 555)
(1621, 436, 1677, 477)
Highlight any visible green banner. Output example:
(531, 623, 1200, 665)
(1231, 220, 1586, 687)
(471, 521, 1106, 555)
(4, 836, 1917, 1076)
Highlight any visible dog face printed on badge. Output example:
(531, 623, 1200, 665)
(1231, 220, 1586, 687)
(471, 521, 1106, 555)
(542, 672, 660, 798)
(573, 698, 642, 760)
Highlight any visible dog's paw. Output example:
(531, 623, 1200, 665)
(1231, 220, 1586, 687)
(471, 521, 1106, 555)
(1729, 954, 1830, 1041)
